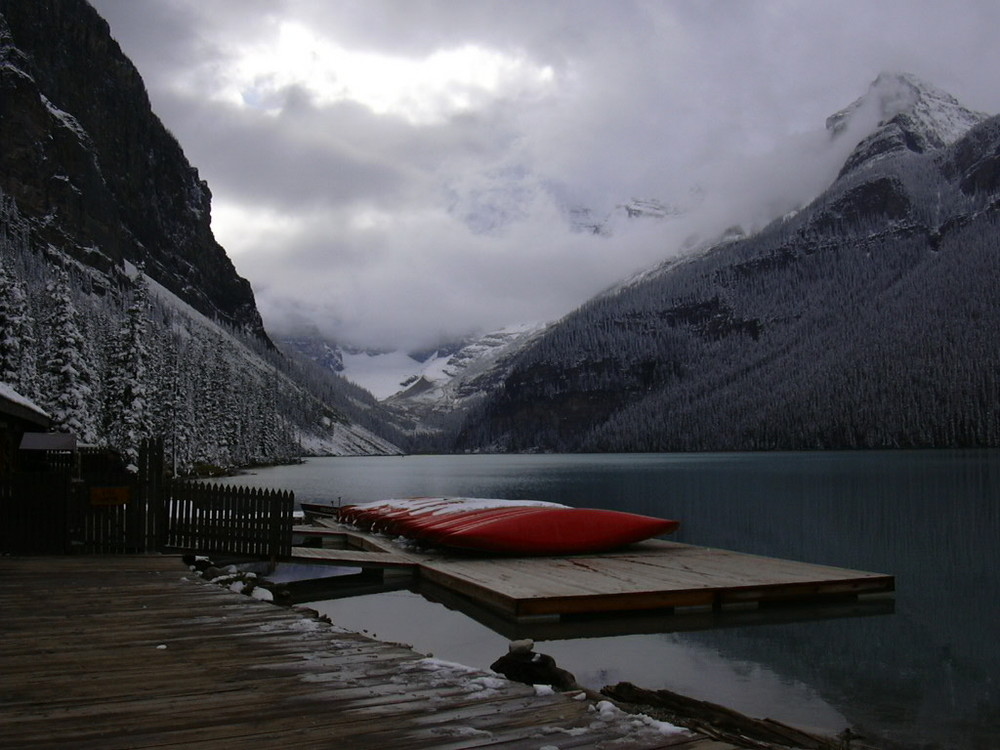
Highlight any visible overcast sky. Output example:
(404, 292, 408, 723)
(89, 0, 1000, 351)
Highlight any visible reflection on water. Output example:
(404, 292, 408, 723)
(217, 451, 1000, 749)
(308, 589, 850, 734)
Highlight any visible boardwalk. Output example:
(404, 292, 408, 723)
(0, 556, 734, 749)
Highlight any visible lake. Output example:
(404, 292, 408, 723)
(214, 451, 1000, 749)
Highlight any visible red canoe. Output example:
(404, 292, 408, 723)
(337, 497, 679, 555)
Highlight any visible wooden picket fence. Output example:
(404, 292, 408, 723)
(162, 481, 294, 559)
(0, 437, 294, 559)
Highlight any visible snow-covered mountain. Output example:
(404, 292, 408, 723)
(826, 71, 987, 176)
(455, 73, 1000, 453)
(386, 323, 544, 407)
(282, 324, 546, 447)
(284, 72, 998, 453)
(0, 0, 270, 342)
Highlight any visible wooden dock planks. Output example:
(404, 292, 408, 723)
(291, 546, 420, 568)
(291, 527, 894, 619)
(0, 555, 723, 749)
(419, 543, 894, 617)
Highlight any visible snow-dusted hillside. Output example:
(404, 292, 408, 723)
(0, 0, 269, 341)
(138, 265, 403, 458)
(1, 200, 404, 469)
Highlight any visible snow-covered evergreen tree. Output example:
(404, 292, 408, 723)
(41, 268, 99, 442)
(103, 271, 152, 470)
(0, 260, 37, 397)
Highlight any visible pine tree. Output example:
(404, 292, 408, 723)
(104, 272, 153, 470)
(42, 269, 98, 442)
(0, 260, 37, 396)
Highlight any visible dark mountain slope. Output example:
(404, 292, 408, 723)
(0, 0, 407, 464)
(0, 0, 266, 339)
(456, 105, 1000, 452)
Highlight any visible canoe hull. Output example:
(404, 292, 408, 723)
(338, 498, 679, 555)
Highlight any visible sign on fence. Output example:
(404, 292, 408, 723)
(89, 486, 131, 506)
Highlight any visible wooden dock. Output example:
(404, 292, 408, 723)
(291, 522, 894, 621)
(0, 555, 733, 749)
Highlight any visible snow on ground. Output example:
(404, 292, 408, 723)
(131, 264, 271, 377)
(231, 579, 688, 743)
(591, 700, 686, 736)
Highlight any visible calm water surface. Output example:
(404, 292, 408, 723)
(218, 451, 1000, 749)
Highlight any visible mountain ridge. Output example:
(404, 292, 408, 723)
(828, 71, 988, 177)
(452, 75, 1000, 452)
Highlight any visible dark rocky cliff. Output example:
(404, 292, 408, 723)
(0, 0, 268, 341)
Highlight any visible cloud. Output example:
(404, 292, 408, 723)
(90, 0, 1000, 350)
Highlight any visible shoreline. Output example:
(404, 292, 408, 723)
(188, 553, 889, 750)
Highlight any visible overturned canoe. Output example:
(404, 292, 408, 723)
(338, 497, 680, 555)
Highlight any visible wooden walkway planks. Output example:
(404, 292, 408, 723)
(0, 555, 727, 750)
(291, 527, 894, 619)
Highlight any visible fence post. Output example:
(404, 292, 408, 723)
(268, 490, 277, 569)
(268, 489, 294, 569)
(138, 437, 167, 552)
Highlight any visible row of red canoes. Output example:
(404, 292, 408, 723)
(336, 497, 680, 555)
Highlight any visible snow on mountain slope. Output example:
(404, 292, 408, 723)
(827, 72, 986, 145)
(295, 323, 545, 409)
(297, 418, 402, 457)
(386, 324, 548, 434)
(135, 264, 402, 456)
(288, 72, 990, 451)
(607, 72, 988, 298)
(388, 323, 545, 410)
(340, 349, 439, 400)
(828, 72, 988, 176)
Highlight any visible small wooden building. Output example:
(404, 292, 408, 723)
(0, 383, 51, 476)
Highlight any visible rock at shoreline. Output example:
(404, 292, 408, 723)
(490, 641, 579, 692)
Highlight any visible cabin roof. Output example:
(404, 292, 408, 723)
(19, 432, 77, 451)
(0, 383, 51, 428)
